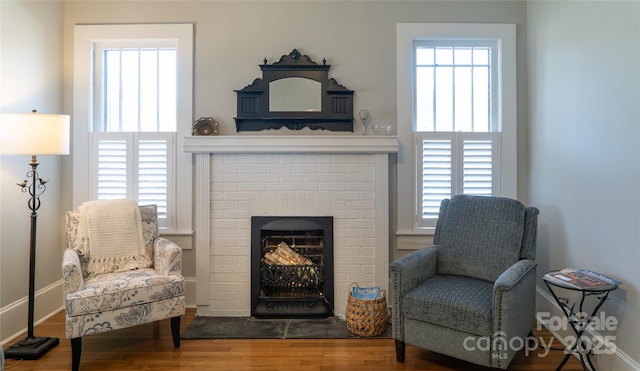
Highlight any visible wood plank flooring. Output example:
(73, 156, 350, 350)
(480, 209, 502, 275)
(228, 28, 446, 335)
(3, 308, 584, 370)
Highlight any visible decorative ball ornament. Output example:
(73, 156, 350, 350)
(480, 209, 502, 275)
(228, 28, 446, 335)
(192, 117, 219, 136)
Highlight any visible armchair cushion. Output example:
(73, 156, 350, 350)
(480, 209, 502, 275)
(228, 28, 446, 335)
(437, 195, 525, 282)
(65, 268, 184, 317)
(402, 275, 493, 336)
(65, 297, 185, 340)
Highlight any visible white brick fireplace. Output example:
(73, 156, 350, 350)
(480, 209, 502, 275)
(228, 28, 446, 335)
(184, 135, 398, 317)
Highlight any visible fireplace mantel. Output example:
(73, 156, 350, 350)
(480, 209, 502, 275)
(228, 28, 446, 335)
(185, 135, 398, 316)
(184, 135, 398, 154)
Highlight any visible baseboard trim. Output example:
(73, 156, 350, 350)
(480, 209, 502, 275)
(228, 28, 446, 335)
(184, 276, 196, 308)
(536, 286, 639, 371)
(0, 280, 64, 346)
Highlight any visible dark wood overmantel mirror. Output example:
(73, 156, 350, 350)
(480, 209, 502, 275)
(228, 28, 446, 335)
(234, 49, 354, 132)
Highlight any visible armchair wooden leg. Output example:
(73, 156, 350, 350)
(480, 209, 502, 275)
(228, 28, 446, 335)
(71, 337, 82, 371)
(171, 316, 181, 348)
(395, 339, 406, 363)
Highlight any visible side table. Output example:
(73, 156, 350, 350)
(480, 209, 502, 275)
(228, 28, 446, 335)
(543, 269, 619, 371)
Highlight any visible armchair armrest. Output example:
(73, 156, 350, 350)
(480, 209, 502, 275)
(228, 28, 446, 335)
(62, 248, 84, 294)
(154, 237, 182, 276)
(491, 259, 537, 367)
(390, 246, 438, 296)
(389, 246, 438, 341)
(494, 259, 536, 292)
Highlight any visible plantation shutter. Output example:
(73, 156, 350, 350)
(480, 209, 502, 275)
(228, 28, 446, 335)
(416, 132, 499, 228)
(91, 132, 174, 227)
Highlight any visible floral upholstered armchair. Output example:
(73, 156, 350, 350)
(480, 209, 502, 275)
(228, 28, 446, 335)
(62, 200, 185, 371)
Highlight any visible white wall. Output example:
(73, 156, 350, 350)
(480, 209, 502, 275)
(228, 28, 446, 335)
(527, 1, 640, 369)
(0, 0, 66, 343)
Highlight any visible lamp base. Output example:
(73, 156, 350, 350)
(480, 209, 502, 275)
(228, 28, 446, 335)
(4, 335, 59, 360)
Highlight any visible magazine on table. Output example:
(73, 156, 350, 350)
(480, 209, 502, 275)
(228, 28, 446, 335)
(546, 268, 621, 290)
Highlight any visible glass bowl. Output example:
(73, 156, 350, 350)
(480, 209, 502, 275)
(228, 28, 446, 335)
(372, 124, 392, 135)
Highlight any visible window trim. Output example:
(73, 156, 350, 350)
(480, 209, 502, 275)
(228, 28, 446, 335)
(73, 24, 193, 235)
(396, 23, 517, 235)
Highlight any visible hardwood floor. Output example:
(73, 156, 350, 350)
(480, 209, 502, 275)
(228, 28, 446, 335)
(3, 308, 585, 371)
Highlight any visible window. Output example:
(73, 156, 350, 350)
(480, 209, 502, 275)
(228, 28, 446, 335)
(92, 43, 177, 225)
(414, 42, 501, 228)
(74, 24, 193, 233)
(397, 23, 517, 235)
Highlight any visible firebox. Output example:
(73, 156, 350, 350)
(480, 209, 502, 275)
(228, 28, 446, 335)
(251, 216, 334, 318)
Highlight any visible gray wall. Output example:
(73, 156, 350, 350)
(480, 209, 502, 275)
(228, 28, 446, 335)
(527, 0, 639, 368)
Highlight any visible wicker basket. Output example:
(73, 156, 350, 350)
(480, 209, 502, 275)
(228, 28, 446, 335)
(346, 283, 388, 337)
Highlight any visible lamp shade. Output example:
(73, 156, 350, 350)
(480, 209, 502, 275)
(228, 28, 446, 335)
(0, 113, 70, 155)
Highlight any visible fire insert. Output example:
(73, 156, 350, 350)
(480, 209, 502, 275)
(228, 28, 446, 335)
(251, 216, 334, 318)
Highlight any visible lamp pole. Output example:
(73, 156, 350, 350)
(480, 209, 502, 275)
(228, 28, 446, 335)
(4, 156, 60, 359)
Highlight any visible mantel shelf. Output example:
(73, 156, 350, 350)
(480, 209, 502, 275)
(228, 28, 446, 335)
(183, 135, 399, 154)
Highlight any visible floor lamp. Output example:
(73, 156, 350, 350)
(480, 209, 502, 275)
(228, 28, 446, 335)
(0, 111, 70, 359)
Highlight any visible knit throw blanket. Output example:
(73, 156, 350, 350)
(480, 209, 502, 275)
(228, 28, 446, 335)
(78, 199, 151, 276)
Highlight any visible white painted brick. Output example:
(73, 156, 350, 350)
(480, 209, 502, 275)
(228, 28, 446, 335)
(345, 273, 374, 283)
(347, 164, 376, 174)
(238, 164, 268, 174)
(331, 192, 361, 201)
(291, 164, 319, 173)
(358, 191, 375, 201)
(347, 200, 375, 211)
(223, 155, 252, 164)
(252, 173, 281, 182)
(360, 155, 375, 164)
(360, 265, 376, 274)
(211, 209, 226, 219)
(331, 210, 361, 219)
(252, 154, 282, 164)
(318, 164, 348, 173)
(224, 192, 254, 201)
(224, 209, 252, 219)
(347, 219, 375, 229)
(332, 155, 362, 164)
(216, 164, 239, 173)
(333, 172, 361, 182)
(212, 200, 239, 210)
(347, 182, 374, 191)
(237, 182, 266, 192)
(207, 151, 385, 314)
(267, 164, 293, 173)
(212, 182, 240, 192)
(265, 182, 318, 191)
(360, 173, 375, 182)
(212, 219, 239, 229)
(223, 173, 254, 183)
(306, 154, 333, 164)
(347, 256, 375, 266)
(318, 182, 347, 191)
(302, 173, 328, 182)
(361, 229, 376, 238)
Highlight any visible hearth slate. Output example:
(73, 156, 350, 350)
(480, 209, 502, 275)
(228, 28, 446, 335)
(180, 316, 390, 339)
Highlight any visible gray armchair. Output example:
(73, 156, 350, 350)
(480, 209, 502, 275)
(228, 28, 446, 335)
(390, 195, 539, 369)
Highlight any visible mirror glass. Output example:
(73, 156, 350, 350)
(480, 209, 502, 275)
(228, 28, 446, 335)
(269, 77, 321, 112)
